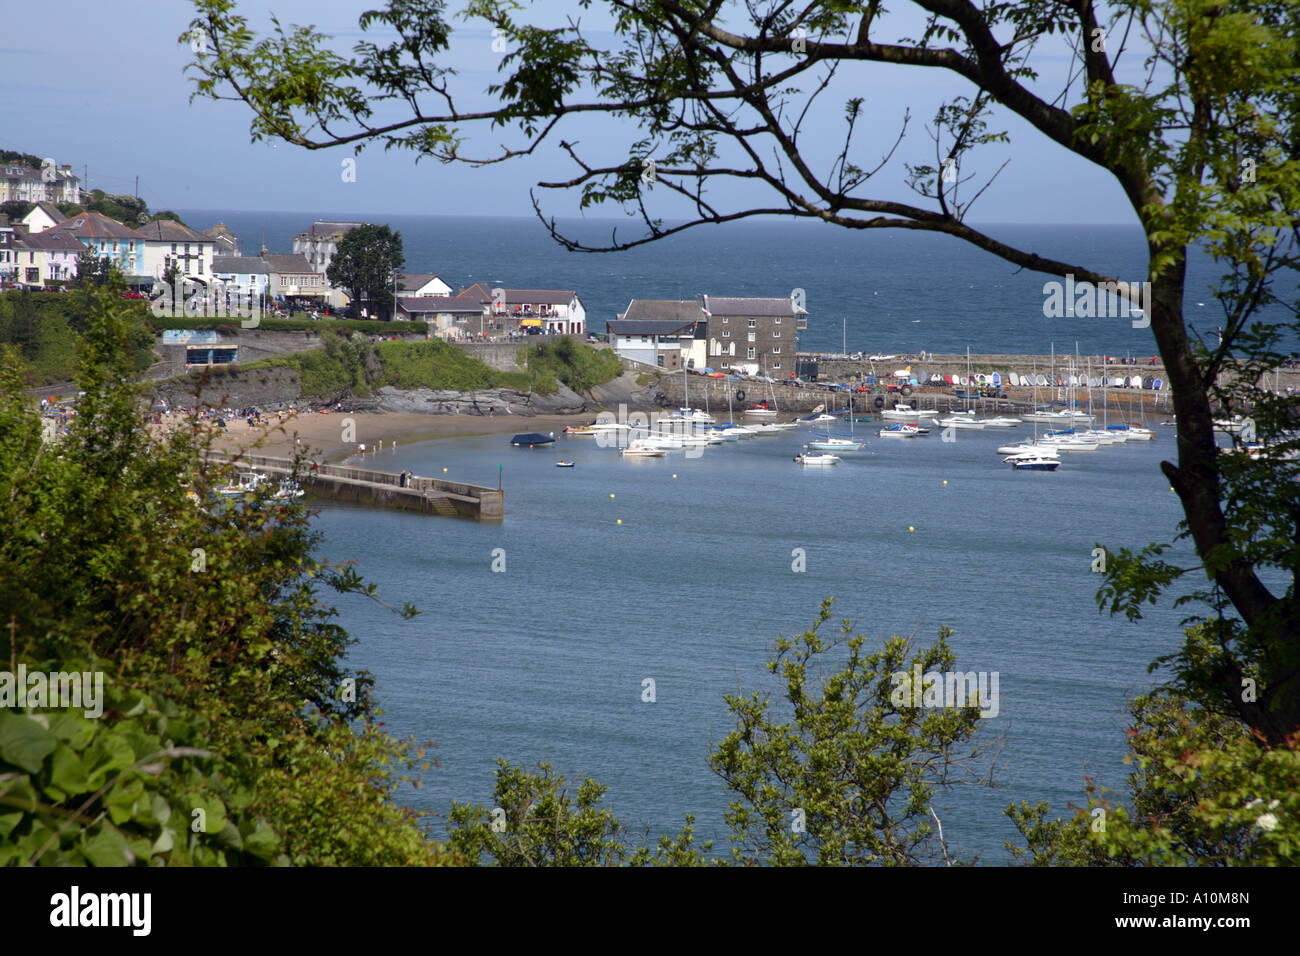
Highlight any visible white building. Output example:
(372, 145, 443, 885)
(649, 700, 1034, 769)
(292, 220, 368, 273)
(136, 220, 217, 283)
(397, 273, 451, 297)
(21, 202, 67, 234)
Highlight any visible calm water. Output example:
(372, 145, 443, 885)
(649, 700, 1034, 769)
(177, 210, 1273, 356)
(317, 424, 1193, 862)
(168, 211, 1255, 860)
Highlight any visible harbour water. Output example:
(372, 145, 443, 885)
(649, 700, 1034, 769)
(320, 423, 1194, 862)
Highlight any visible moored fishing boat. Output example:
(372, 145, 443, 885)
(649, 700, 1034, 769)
(794, 452, 840, 465)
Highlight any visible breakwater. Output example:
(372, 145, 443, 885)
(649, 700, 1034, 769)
(206, 452, 503, 520)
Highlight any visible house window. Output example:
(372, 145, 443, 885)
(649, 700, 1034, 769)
(773, 347, 781, 354)
(747, 347, 756, 359)
(775, 316, 782, 324)
(657, 354, 665, 367)
(774, 331, 781, 337)
(747, 318, 756, 328)
(722, 317, 728, 324)
(722, 330, 730, 338)
(747, 332, 756, 343)
(171, 244, 177, 253)
(772, 362, 781, 370)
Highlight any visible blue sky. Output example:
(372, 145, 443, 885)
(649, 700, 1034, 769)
(1, 0, 1143, 225)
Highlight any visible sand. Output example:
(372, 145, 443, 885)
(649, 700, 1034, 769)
(200, 409, 594, 462)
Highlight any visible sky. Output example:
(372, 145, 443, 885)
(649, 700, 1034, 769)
(1, 0, 1146, 225)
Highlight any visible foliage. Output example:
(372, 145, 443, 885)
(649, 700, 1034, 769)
(711, 600, 993, 865)
(80, 189, 151, 229)
(0, 689, 281, 866)
(450, 601, 994, 866)
(372, 338, 534, 392)
(325, 223, 404, 320)
(0, 289, 153, 383)
(0, 200, 34, 222)
(0, 149, 42, 167)
(523, 338, 622, 393)
(1006, 678, 1299, 866)
(448, 760, 709, 866)
(0, 289, 448, 866)
(74, 248, 116, 289)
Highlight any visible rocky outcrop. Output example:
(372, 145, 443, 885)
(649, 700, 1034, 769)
(372, 384, 591, 417)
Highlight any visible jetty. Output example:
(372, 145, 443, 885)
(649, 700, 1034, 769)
(206, 452, 503, 521)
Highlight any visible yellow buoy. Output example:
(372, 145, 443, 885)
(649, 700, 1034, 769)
(617, 519, 622, 524)
(908, 526, 915, 532)
(942, 480, 948, 486)
(673, 474, 677, 478)
(443, 468, 448, 473)
(610, 493, 615, 498)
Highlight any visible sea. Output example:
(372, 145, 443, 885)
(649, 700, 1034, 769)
(175, 212, 1253, 862)
(174, 210, 1262, 357)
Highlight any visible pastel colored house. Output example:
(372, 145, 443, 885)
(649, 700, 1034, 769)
(54, 212, 149, 283)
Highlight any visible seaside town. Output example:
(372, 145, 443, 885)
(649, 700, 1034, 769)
(4, 149, 1293, 482)
(1, 0, 1296, 911)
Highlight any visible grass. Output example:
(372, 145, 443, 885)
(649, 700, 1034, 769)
(245, 337, 541, 398)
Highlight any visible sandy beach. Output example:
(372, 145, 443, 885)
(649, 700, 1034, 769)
(203, 409, 595, 463)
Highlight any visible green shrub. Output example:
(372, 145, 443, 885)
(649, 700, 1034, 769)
(524, 339, 622, 393)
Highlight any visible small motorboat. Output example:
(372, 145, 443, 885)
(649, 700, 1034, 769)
(555, 461, 575, 467)
(937, 415, 986, 430)
(878, 423, 923, 439)
(621, 441, 667, 458)
(564, 425, 598, 436)
(1008, 454, 1061, 471)
(997, 441, 1059, 457)
(794, 453, 840, 465)
(806, 437, 866, 453)
(511, 432, 556, 447)
(982, 417, 1023, 428)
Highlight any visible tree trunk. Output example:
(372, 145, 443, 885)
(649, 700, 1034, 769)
(1148, 250, 1294, 743)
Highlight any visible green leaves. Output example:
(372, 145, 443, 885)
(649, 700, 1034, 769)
(324, 224, 404, 320)
(711, 603, 991, 865)
(0, 712, 57, 775)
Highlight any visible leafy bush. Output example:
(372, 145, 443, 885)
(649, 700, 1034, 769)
(524, 339, 622, 393)
(0, 688, 280, 866)
(0, 290, 450, 866)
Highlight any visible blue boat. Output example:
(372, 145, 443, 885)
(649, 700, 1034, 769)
(510, 432, 555, 447)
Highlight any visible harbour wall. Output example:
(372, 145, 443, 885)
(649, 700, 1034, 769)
(207, 452, 503, 520)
